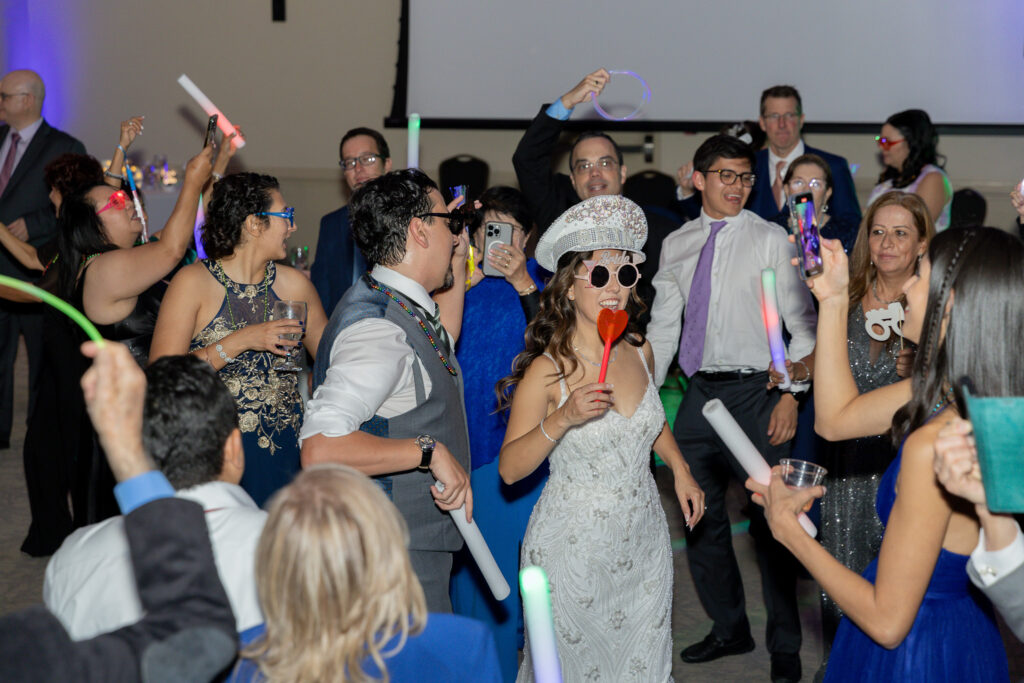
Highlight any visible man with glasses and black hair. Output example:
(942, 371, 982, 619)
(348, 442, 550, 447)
(311, 127, 393, 317)
(747, 85, 860, 227)
(647, 134, 817, 683)
(512, 68, 684, 331)
(302, 169, 472, 614)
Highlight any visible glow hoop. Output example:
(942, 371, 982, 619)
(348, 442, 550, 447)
(590, 70, 651, 121)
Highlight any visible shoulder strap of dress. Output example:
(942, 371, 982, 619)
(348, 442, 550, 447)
(540, 352, 569, 401)
(634, 344, 655, 382)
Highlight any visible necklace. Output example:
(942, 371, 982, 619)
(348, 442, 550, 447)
(573, 344, 616, 368)
(213, 260, 271, 329)
(930, 387, 956, 416)
(367, 279, 458, 377)
(872, 279, 900, 306)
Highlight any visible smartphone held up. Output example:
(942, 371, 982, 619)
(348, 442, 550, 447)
(788, 191, 823, 278)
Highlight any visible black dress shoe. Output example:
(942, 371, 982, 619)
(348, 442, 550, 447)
(679, 632, 755, 663)
(771, 652, 802, 683)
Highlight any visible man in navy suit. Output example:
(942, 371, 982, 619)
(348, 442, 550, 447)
(0, 69, 85, 450)
(747, 85, 860, 225)
(311, 127, 392, 317)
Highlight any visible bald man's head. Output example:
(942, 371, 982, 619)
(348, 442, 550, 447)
(0, 70, 44, 128)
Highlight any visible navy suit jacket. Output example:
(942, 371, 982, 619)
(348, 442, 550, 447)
(310, 205, 366, 318)
(747, 144, 861, 229)
(0, 120, 86, 280)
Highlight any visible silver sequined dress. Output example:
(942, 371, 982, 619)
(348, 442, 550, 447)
(819, 303, 900, 647)
(518, 350, 673, 682)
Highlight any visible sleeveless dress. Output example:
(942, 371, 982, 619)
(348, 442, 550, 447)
(824, 445, 1009, 682)
(190, 260, 303, 507)
(867, 163, 952, 231)
(518, 348, 673, 683)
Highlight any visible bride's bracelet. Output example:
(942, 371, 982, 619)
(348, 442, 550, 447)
(539, 416, 558, 443)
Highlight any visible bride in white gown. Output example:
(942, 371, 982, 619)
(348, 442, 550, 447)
(497, 196, 705, 682)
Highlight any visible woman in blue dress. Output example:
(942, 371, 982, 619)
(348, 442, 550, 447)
(150, 173, 327, 507)
(752, 227, 1019, 682)
(449, 187, 546, 681)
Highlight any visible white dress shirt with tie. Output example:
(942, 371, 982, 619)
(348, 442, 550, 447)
(646, 209, 817, 386)
(0, 116, 43, 171)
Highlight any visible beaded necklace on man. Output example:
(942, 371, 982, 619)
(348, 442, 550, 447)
(366, 279, 458, 377)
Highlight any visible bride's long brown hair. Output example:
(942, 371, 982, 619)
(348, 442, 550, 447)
(495, 250, 646, 411)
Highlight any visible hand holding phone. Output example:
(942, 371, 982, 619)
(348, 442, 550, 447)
(203, 114, 219, 149)
(788, 192, 823, 278)
(482, 222, 513, 278)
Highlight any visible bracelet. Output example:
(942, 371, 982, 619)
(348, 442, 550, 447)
(104, 170, 124, 180)
(117, 144, 127, 156)
(539, 416, 558, 443)
(791, 360, 810, 383)
(212, 171, 224, 181)
(215, 343, 237, 363)
(202, 348, 216, 367)
(518, 283, 537, 296)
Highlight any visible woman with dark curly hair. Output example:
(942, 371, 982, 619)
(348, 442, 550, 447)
(497, 195, 704, 682)
(150, 172, 327, 506)
(867, 109, 952, 231)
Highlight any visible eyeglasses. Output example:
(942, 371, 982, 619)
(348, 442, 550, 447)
(572, 157, 619, 175)
(762, 112, 800, 123)
(95, 190, 130, 215)
(416, 211, 469, 235)
(574, 260, 641, 289)
(875, 136, 905, 151)
(788, 178, 826, 192)
(705, 169, 757, 187)
(340, 154, 382, 170)
(0, 92, 29, 102)
(256, 207, 296, 228)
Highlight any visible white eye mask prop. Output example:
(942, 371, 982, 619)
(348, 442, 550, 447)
(864, 301, 905, 341)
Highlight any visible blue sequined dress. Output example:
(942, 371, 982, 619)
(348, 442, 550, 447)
(824, 444, 1009, 682)
(190, 260, 303, 507)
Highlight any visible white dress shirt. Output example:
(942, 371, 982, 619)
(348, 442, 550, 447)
(768, 139, 806, 188)
(970, 522, 1024, 588)
(43, 481, 266, 640)
(0, 116, 43, 170)
(300, 265, 436, 441)
(647, 209, 817, 386)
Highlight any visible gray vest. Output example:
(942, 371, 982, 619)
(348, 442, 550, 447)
(313, 275, 470, 552)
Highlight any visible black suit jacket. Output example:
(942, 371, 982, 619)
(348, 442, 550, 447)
(512, 106, 681, 332)
(0, 120, 86, 280)
(0, 497, 237, 682)
(747, 144, 861, 228)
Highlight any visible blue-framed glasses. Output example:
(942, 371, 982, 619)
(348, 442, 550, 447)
(256, 207, 295, 228)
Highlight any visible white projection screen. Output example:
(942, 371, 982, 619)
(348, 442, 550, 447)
(405, 0, 1024, 128)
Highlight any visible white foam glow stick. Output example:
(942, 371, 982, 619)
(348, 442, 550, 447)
(520, 566, 562, 683)
(435, 480, 510, 600)
(177, 74, 246, 149)
(407, 113, 420, 168)
(702, 398, 818, 537)
(761, 268, 791, 390)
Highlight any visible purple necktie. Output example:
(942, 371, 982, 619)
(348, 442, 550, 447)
(0, 132, 21, 197)
(678, 220, 727, 376)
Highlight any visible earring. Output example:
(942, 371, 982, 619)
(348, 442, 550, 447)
(822, 201, 829, 214)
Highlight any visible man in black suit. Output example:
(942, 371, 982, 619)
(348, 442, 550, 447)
(512, 68, 686, 333)
(0, 69, 86, 449)
(310, 127, 392, 317)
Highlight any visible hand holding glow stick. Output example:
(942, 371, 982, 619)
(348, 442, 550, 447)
(177, 74, 245, 149)
(520, 566, 563, 683)
(596, 308, 628, 383)
(434, 480, 510, 600)
(702, 398, 817, 537)
(760, 268, 791, 390)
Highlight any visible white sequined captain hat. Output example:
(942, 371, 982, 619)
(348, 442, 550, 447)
(535, 195, 648, 272)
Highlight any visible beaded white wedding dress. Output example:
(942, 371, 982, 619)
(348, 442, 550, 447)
(517, 350, 673, 682)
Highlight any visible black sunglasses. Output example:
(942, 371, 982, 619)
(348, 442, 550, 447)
(416, 210, 471, 235)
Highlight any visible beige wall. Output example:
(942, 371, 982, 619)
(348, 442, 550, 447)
(8, 0, 1022, 257)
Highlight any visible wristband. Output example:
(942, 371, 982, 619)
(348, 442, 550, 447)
(104, 170, 125, 180)
(117, 144, 127, 156)
(215, 343, 236, 363)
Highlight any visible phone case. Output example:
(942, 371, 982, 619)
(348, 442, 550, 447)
(482, 222, 513, 278)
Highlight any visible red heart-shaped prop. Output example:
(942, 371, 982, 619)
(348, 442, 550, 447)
(597, 308, 628, 343)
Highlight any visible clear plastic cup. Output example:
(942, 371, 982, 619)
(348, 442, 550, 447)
(779, 458, 827, 488)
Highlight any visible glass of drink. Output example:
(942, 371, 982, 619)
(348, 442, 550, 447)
(271, 300, 307, 372)
(779, 458, 827, 511)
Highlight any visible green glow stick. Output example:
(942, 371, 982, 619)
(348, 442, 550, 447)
(0, 275, 105, 345)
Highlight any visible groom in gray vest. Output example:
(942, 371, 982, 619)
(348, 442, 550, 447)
(301, 169, 471, 613)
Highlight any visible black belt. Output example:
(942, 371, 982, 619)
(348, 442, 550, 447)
(695, 370, 766, 383)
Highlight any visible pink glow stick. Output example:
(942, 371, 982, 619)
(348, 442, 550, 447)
(177, 74, 245, 149)
(702, 398, 818, 537)
(760, 268, 791, 390)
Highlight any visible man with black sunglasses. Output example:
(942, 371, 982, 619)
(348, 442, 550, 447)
(311, 127, 393, 317)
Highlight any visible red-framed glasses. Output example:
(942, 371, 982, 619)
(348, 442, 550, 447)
(95, 190, 129, 215)
(874, 136, 905, 151)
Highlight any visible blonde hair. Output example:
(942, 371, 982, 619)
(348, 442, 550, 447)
(849, 191, 935, 307)
(242, 465, 427, 682)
